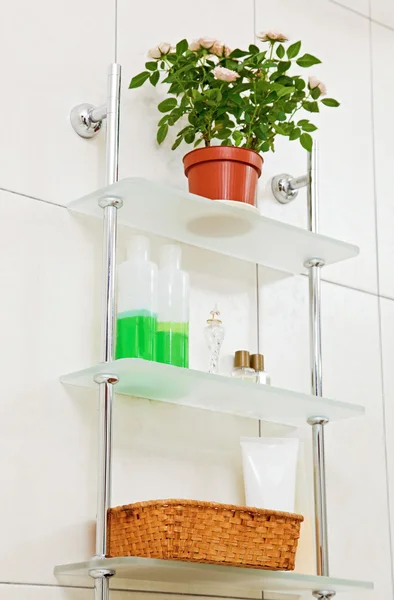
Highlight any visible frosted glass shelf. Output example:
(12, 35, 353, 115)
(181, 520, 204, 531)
(61, 359, 364, 427)
(54, 556, 373, 595)
(68, 178, 359, 275)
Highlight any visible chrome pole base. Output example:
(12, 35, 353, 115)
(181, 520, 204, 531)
(89, 568, 116, 578)
(312, 591, 336, 600)
(70, 103, 103, 138)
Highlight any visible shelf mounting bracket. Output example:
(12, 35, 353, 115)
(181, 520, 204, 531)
(70, 103, 108, 138)
(271, 172, 309, 204)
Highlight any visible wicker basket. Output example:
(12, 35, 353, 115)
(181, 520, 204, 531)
(107, 499, 304, 571)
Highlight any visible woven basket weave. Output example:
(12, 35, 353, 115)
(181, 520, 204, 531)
(107, 499, 304, 571)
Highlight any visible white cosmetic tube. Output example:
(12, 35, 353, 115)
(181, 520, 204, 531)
(240, 437, 299, 513)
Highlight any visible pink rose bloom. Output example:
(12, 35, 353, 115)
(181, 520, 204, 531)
(148, 42, 171, 58)
(189, 39, 201, 52)
(199, 36, 217, 49)
(308, 76, 327, 96)
(213, 66, 240, 82)
(211, 41, 232, 57)
(257, 31, 288, 42)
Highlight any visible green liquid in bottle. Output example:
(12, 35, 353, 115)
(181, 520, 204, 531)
(116, 310, 157, 360)
(156, 322, 189, 368)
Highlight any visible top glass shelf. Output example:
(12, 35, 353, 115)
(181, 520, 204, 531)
(68, 178, 359, 275)
(54, 556, 373, 596)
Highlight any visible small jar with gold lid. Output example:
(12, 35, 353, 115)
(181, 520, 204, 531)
(250, 353, 271, 385)
(232, 350, 256, 381)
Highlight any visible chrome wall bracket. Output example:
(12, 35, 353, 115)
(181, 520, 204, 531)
(70, 103, 108, 138)
(271, 173, 309, 204)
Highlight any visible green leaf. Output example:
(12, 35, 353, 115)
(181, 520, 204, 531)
(277, 60, 291, 74)
(311, 87, 321, 100)
(157, 124, 168, 144)
(287, 41, 301, 59)
(184, 131, 195, 144)
(194, 138, 203, 148)
(260, 141, 270, 152)
(249, 44, 259, 54)
(145, 61, 157, 71)
(303, 101, 320, 113)
(158, 115, 169, 126)
(171, 135, 183, 151)
(277, 111, 287, 121)
(296, 53, 321, 68)
(176, 39, 188, 55)
(295, 78, 306, 90)
(129, 71, 150, 89)
(150, 71, 160, 86)
(300, 132, 313, 151)
(289, 127, 301, 140)
(229, 48, 249, 58)
(216, 128, 233, 139)
(302, 123, 317, 132)
(277, 85, 296, 97)
(276, 44, 285, 59)
(322, 98, 340, 107)
(158, 98, 177, 113)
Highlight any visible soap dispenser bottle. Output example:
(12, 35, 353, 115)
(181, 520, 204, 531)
(157, 244, 190, 368)
(116, 235, 158, 360)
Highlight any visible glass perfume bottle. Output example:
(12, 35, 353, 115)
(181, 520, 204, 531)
(232, 350, 256, 381)
(250, 353, 271, 385)
(204, 305, 225, 374)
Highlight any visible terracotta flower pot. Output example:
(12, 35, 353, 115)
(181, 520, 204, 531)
(183, 146, 263, 206)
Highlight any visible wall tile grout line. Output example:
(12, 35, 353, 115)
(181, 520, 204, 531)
(329, 0, 394, 32)
(0, 186, 67, 210)
(368, 4, 394, 595)
(0, 581, 257, 599)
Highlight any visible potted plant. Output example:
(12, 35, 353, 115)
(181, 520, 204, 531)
(129, 33, 339, 207)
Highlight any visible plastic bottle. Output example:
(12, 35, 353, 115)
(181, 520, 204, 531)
(116, 235, 158, 360)
(156, 245, 189, 368)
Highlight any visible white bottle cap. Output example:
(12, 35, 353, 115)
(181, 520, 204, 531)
(160, 244, 181, 269)
(127, 235, 150, 261)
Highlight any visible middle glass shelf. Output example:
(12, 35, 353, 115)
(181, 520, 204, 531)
(61, 359, 364, 427)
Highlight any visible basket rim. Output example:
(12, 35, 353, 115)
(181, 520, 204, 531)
(109, 499, 304, 521)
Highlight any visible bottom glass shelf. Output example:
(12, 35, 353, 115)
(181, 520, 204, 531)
(54, 557, 373, 596)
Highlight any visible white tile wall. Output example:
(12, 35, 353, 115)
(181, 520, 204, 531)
(371, 0, 394, 27)
(1, 0, 394, 599)
(329, 0, 369, 16)
(380, 298, 394, 576)
(371, 22, 394, 299)
(0, 0, 114, 205)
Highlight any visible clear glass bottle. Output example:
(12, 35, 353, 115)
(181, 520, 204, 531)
(232, 350, 256, 381)
(156, 244, 190, 368)
(116, 235, 158, 360)
(250, 353, 271, 385)
(204, 305, 224, 374)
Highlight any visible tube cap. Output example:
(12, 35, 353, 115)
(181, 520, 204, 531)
(127, 235, 150, 261)
(234, 350, 250, 369)
(160, 244, 182, 269)
(250, 353, 264, 371)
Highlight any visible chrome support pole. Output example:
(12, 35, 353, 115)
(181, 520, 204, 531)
(305, 143, 333, 598)
(93, 63, 122, 600)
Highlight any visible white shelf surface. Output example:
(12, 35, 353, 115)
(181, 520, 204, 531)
(61, 359, 364, 427)
(54, 556, 373, 595)
(68, 178, 359, 275)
